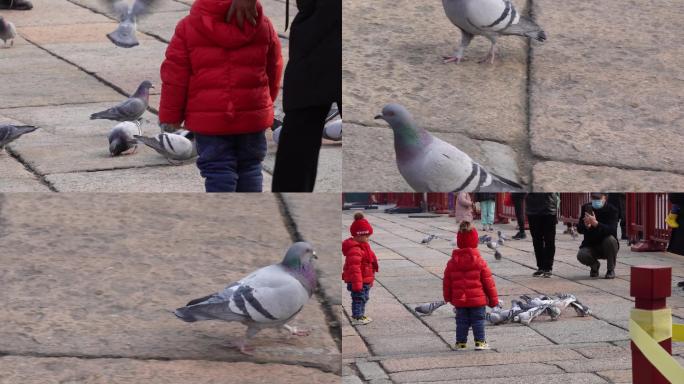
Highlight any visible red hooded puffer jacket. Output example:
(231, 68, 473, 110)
(159, 0, 283, 135)
(443, 240, 499, 308)
(342, 238, 378, 292)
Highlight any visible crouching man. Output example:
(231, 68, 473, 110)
(576, 192, 619, 279)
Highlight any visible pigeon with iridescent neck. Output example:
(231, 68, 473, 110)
(0, 16, 17, 47)
(374, 103, 523, 192)
(174, 242, 318, 355)
(90, 80, 153, 122)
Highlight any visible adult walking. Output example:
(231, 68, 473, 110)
(511, 193, 527, 239)
(667, 193, 684, 256)
(475, 193, 496, 232)
(526, 193, 558, 278)
(576, 192, 619, 279)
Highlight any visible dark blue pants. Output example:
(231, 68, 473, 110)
(455, 306, 486, 343)
(195, 131, 267, 192)
(347, 283, 370, 319)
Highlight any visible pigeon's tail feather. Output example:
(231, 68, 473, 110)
(185, 294, 215, 307)
(504, 16, 546, 42)
(135, 135, 165, 153)
(15, 126, 38, 135)
(483, 175, 525, 192)
(174, 307, 198, 322)
(90, 109, 119, 120)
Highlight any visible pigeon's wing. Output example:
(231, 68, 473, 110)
(416, 137, 477, 192)
(226, 265, 310, 324)
(462, 0, 520, 33)
(134, 135, 167, 157)
(97, 0, 130, 21)
(115, 97, 147, 120)
(131, 0, 159, 17)
(474, 165, 524, 192)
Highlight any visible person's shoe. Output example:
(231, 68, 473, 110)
(605, 270, 615, 279)
(590, 262, 600, 278)
(512, 231, 526, 240)
(666, 213, 679, 228)
(0, 0, 33, 10)
(542, 270, 553, 278)
(533, 269, 544, 277)
(351, 316, 372, 325)
(454, 342, 467, 350)
(474, 340, 490, 350)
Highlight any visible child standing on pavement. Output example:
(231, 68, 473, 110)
(342, 212, 379, 325)
(444, 222, 499, 350)
(159, 0, 283, 192)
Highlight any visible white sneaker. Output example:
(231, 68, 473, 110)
(351, 316, 373, 325)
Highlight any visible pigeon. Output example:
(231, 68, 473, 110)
(479, 234, 493, 244)
(569, 226, 579, 240)
(272, 107, 342, 144)
(414, 301, 446, 315)
(101, 0, 158, 48)
(90, 80, 153, 122)
(135, 130, 197, 165)
(486, 240, 502, 260)
(514, 305, 547, 325)
(441, 0, 547, 64)
(0, 125, 37, 150)
(0, 16, 17, 47)
(108, 121, 141, 156)
(174, 242, 318, 355)
(421, 234, 437, 244)
(374, 104, 524, 192)
(497, 230, 508, 244)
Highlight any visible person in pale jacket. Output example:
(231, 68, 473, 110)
(453, 192, 474, 224)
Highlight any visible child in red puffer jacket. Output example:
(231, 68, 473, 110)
(342, 212, 378, 325)
(159, 0, 283, 192)
(444, 222, 499, 350)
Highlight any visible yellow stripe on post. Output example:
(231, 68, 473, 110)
(630, 319, 684, 384)
(631, 308, 673, 342)
(674, 324, 684, 343)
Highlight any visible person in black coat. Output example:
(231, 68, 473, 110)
(667, 193, 684, 256)
(511, 193, 527, 239)
(576, 192, 619, 279)
(271, 0, 342, 192)
(525, 193, 559, 278)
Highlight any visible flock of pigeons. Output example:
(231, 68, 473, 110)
(414, 293, 591, 327)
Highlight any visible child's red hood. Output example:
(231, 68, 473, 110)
(450, 247, 485, 270)
(189, 0, 266, 49)
(342, 237, 363, 255)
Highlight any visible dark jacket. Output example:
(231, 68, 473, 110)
(668, 193, 684, 256)
(577, 202, 619, 248)
(525, 193, 558, 216)
(282, 0, 341, 111)
(474, 193, 496, 202)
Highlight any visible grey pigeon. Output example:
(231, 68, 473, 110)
(414, 300, 446, 315)
(90, 80, 153, 121)
(479, 234, 492, 244)
(375, 104, 524, 192)
(101, 0, 158, 48)
(486, 240, 502, 260)
(174, 242, 318, 355)
(135, 130, 197, 165)
(0, 16, 17, 47)
(108, 121, 141, 156)
(0, 125, 37, 150)
(421, 234, 437, 244)
(442, 0, 546, 64)
(497, 230, 508, 244)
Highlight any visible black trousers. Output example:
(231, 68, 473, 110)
(527, 214, 557, 271)
(577, 236, 619, 272)
(271, 105, 332, 192)
(512, 193, 526, 231)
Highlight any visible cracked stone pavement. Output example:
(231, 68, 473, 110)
(342, 0, 684, 191)
(0, 0, 341, 192)
(0, 193, 341, 383)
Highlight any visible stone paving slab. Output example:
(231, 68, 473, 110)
(0, 356, 340, 384)
(421, 372, 608, 384)
(532, 161, 684, 192)
(0, 194, 339, 372)
(0, 154, 49, 192)
(530, 0, 684, 175)
(343, 0, 528, 142)
(529, 317, 628, 345)
(389, 362, 562, 383)
(343, 124, 523, 192)
(3, 0, 108, 27)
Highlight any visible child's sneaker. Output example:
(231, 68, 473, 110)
(454, 342, 467, 350)
(474, 340, 490, 350)
(351, 316, 373, 325)
(666, 213, 679, 228)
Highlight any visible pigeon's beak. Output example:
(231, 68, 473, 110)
(374, 114, 385, 121)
